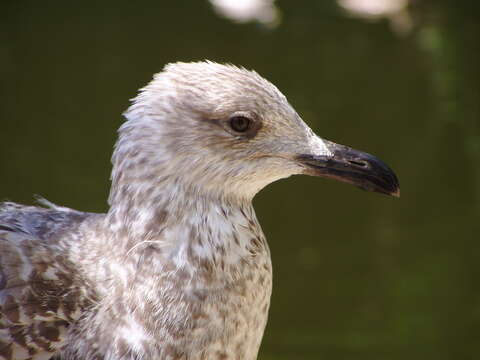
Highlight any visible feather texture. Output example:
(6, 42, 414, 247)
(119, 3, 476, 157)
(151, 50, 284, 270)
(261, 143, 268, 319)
(0, 204, 96, 359)
(1, 61, 361, 359)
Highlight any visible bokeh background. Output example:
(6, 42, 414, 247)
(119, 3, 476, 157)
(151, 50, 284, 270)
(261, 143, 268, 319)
(1, 0, 479, 359)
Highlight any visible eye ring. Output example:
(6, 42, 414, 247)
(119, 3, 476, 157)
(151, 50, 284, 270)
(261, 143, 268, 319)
(229, 116, 251, 133)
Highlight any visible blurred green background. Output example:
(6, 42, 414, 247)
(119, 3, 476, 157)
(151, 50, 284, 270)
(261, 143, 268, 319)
(1, 0, 479, 359)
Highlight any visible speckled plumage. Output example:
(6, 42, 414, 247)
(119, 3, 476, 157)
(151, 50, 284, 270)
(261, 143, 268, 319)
(0, 61, 399, 360)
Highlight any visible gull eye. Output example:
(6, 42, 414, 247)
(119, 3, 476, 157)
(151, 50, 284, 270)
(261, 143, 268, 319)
(229, 116, 251, 133)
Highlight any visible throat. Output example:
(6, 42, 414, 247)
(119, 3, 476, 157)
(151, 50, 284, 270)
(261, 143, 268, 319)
(106, 180, 268, 267)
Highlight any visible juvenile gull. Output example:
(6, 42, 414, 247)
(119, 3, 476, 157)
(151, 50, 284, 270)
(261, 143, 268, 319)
(0, 61, 399, 360)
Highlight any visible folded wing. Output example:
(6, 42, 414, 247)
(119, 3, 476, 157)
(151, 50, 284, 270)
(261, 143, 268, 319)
(0, 203, 93, 360)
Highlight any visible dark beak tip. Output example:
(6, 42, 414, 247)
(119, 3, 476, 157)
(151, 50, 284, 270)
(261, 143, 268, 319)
(297, 141, 400, 199)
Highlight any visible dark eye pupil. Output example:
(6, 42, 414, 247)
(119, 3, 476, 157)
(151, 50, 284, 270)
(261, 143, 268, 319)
(230, 116, 250, 132)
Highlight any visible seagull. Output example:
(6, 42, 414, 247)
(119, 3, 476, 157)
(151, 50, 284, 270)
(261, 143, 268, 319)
(0, 61, 399, 360)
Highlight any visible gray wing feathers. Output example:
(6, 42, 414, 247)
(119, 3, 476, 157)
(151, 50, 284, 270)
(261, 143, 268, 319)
(0, 202, 93, 360)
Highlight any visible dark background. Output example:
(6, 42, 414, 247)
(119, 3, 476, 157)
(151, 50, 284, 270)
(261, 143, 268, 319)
(1, 1, 479, 359)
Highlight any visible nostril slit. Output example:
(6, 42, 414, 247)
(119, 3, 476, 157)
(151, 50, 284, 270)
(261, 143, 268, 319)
(349, 160, 367, 167)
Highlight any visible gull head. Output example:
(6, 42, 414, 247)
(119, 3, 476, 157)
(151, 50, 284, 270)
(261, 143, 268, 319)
(110, 61, 399, 204)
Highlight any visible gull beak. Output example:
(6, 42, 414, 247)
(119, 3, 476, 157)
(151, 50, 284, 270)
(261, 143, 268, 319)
(297, 139, 400, 197)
